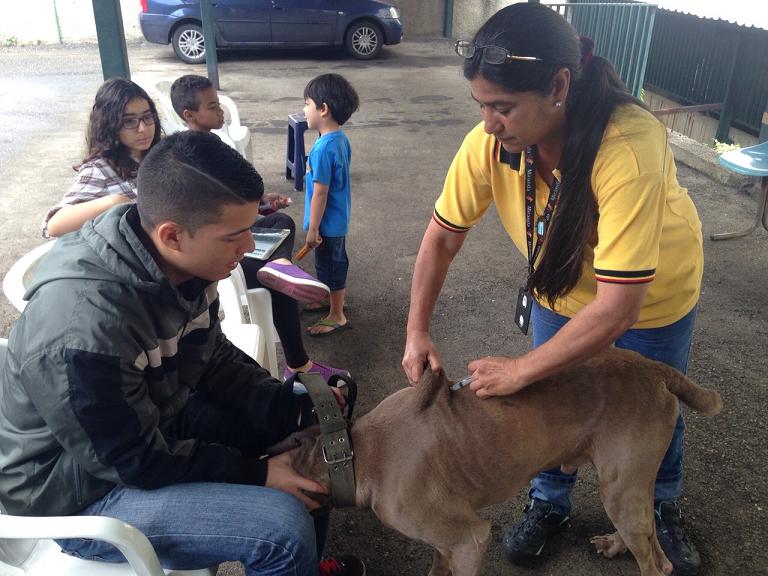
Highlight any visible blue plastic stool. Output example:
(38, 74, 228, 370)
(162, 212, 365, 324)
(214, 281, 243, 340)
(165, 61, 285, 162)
(712, 140, 768, 240)
(286, 112, 308, 192)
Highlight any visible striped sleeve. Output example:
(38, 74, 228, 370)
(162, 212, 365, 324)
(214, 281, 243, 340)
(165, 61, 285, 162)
(433, 124, 495, 232)
(43, 159, 137, 234)
(594, 268, 655, 284)
(432, 208, 471, 233)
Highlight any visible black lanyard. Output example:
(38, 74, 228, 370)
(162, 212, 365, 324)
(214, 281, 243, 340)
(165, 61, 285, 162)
(524, 145, 561, 280)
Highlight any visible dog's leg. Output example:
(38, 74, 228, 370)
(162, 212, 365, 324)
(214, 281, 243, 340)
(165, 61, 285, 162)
(593, 460, 673, 576)
(443, 522, 491, 576)
(590, 530, 628, 557)
(391, 506, 489, 576)
(425, 518, 490, 576)
(428, 549, 451, 576)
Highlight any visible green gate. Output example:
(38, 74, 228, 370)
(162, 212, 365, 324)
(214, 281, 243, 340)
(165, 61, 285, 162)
(545, 2, 657, 99)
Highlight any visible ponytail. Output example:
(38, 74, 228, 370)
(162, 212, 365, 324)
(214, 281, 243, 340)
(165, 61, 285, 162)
(527, 43, 643, 308)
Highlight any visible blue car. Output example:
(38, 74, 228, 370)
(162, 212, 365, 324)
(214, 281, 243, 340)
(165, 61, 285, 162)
(139, 0, 403, 63)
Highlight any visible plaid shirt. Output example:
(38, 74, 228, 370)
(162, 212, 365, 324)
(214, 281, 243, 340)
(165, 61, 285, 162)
(43, 157, 137, 237)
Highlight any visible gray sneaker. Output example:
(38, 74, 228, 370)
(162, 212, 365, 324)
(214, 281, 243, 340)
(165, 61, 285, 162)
(655, 500, 701, 575)
(502, 498, 569, 565)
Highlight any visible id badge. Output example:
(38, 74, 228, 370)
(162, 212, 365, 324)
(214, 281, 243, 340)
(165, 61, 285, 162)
(514, 287, 533, 335)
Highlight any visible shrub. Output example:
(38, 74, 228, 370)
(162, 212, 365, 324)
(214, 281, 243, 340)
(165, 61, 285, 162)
(713, 139, 741, 154)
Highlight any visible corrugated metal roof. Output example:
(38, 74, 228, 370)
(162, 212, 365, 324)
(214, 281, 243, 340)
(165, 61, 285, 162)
(654, 0, 768, 31)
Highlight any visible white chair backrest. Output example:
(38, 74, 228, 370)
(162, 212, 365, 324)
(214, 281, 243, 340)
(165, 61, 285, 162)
(230, 265, 278, 378)
(0, 514, 216, 576)
(215, 95, 252, 161)
(2, 241, 56, 312)
(217, 277, 268, 370)
(146, 82, 187, 135)
(217, 275, 247, 325)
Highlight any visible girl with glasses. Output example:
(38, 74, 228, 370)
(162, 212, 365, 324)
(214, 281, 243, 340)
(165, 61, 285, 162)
(403, 3, 704, 575)
(43, 78, 162, 237)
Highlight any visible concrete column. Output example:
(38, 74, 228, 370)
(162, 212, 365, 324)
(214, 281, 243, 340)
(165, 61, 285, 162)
(443, 0, 453, 38)
(201, 0, 220, 90)
(91, 0, 130, 80)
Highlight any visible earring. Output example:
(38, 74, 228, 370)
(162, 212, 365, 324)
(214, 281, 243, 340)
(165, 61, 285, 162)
(554, 101, 562, 108)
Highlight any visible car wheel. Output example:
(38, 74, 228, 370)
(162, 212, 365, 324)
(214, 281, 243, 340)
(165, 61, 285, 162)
(172, 23, 206, 64)
(345, 20, 383, 60)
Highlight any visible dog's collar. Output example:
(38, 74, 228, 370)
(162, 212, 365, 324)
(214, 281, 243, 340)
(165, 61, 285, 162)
(295, 372, 357, 508)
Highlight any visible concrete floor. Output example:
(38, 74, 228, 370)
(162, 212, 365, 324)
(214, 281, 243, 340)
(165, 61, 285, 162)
(0, 39, 766, 575)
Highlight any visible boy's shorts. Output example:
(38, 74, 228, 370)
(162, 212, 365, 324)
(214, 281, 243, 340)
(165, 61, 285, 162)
(315, 236, 348, 291)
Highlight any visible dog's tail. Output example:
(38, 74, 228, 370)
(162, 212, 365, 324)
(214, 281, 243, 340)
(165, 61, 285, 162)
(661, 365, 723, 416)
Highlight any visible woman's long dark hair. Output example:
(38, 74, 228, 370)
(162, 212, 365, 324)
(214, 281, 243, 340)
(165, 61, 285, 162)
(464, 3, 642, 307)
(80, 78, 162, 180)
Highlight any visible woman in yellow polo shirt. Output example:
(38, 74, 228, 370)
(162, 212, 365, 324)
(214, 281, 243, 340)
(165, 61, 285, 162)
(402, 3, 703, 574)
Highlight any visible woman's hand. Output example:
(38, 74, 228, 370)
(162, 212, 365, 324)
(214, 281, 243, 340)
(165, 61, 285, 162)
(266, 449, 327, 511)
(467, 356, 527, 398)
(402, 330, 442, 386)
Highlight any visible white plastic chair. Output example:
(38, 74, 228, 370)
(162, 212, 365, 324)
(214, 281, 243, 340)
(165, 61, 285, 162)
(0, 339, 216, 576)
(216, 95, 253, 163)
(141, 81, 186, 135)
(224, 266, 279, 379)
(217, 276, 268, 370)
(2, 241, 56, 312)
(147, 80, 251, 162)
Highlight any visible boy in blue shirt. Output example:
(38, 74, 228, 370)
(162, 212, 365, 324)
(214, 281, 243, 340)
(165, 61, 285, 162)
(302, 74, 359, 336)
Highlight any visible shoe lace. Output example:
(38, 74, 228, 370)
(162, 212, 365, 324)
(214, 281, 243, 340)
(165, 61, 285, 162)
(319, 557, 344, 576)
(657, 502, 692, 545)
(518, 501, 553, 537)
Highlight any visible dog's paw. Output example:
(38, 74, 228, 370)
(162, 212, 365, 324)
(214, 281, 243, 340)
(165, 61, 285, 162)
(590, 532, 627, 558)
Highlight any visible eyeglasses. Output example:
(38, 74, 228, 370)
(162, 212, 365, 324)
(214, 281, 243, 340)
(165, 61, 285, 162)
(455, 40, 543, 64)
(121, 112, 156, 130)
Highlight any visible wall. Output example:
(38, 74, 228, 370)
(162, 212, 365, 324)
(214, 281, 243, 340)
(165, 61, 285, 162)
(1, 1, 143, 45)
(388, 0, 445, 37)
(391, 0, 518, 39)
(453, 0, 512, 39)
(647, 90, 758, 149)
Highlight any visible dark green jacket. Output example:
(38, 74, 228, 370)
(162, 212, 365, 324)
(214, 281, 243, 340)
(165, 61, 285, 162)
(0, 205, 304, 516)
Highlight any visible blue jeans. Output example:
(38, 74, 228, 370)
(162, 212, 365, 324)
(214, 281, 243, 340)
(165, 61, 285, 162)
(314, 236, 348, 291)
(57, 391, 329, 575)
(528, 302, 697, 515)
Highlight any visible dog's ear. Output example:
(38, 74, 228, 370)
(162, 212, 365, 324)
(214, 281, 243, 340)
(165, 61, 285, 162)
(266, 426, 321, 457)
(416, 366, 449, 411)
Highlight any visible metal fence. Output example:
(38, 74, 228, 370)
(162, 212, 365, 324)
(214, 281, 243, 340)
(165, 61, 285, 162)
(644, 9, 768, 136)
(545, 2, 657, 99)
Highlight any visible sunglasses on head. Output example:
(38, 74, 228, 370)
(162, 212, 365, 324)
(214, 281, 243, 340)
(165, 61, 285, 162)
(455, 40, 543, 64)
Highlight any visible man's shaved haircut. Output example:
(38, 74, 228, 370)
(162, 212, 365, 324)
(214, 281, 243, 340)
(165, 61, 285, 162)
(137, 131, 264, 234)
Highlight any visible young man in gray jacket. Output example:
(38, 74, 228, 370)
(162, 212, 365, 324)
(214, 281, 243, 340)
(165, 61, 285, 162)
(0, 131, 364, 576)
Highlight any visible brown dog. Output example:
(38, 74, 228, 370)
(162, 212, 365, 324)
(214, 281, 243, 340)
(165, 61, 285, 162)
(287, 347, 722, 576)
